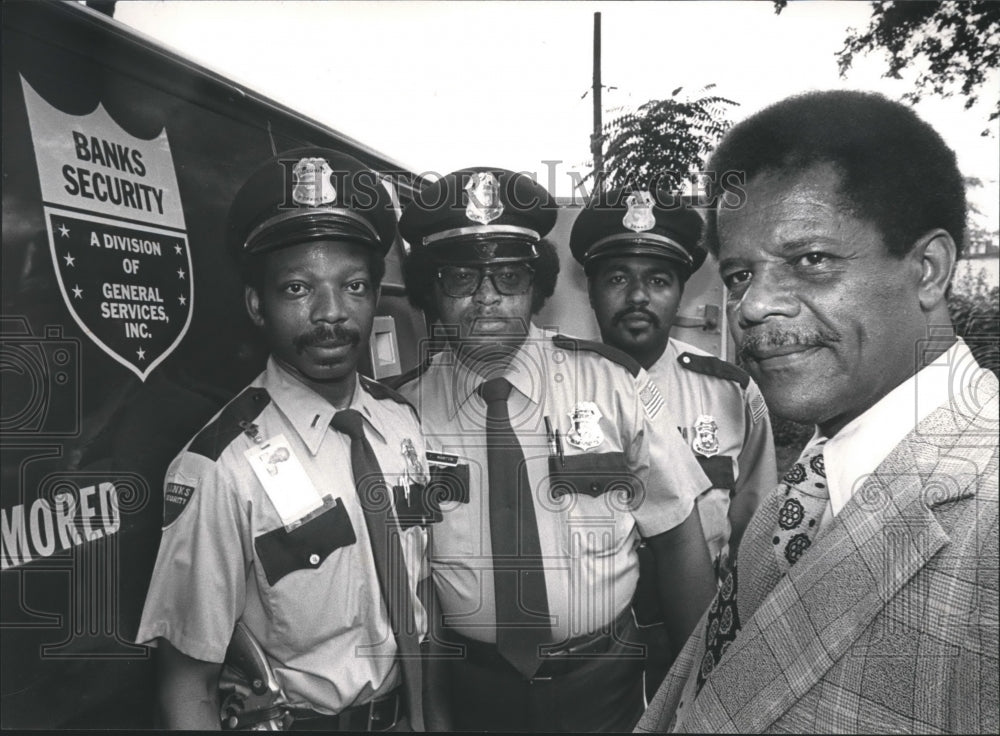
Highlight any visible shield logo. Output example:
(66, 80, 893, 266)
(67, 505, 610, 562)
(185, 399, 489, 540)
(21, 76, 193, 382)
(692, 414, 720, 457)
(47, 209, 194, 381)
(292, 157, 337, 207)
(465, 171, 504, 225)
(566, 401, 604, 451)
(622, 191, 656, 233)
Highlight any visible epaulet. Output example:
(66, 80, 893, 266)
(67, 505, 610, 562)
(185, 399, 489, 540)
(552, 334, 642, 378)
(381, 358, 431, 391)
(677, 352, 750, 389)
(188, 387, 271, 461)
(361, 375, 418, 415)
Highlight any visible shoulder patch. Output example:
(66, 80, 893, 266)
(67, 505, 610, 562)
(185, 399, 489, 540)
(162, 481, 196, 528)
(677, 352, 750, 389)
(552, 334, 642, 377)
(748, 383, 768, 425)
(361, 375, 419, 415)
(188, 387, 271, 461)
(639, 379, 665, 420)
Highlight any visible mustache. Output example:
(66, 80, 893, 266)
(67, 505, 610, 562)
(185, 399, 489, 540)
(738, 328, 841, 361)
(293, 324, 361, 354)
(613, 307, 660, 328)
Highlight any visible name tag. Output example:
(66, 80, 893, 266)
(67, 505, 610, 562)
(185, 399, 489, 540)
(426, 451, 459, 467)
(245, 434, 324, 527)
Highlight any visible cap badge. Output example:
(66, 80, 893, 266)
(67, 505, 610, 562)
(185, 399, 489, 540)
(622, 191, 656, 233)
(465, 171, 504, 225)
(566, 401, 604, 451)
(292, 157, 337, 207)
(692, 414, 720, 457)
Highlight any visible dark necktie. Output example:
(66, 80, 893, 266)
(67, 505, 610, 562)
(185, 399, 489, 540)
(478, 377, 551, 679)
(694, 442, 828, 695)
(330, 409, 422, 728)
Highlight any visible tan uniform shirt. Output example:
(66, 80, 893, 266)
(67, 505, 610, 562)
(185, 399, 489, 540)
(137, 358, 428, 714)
(394, 325, 710, 644)
(647, 339, 776, 566)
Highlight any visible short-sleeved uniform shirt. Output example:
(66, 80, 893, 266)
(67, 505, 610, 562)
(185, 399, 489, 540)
(392, 325, 710, 643)
(136, 358, 429, 714)
(648, 339, 776, 566)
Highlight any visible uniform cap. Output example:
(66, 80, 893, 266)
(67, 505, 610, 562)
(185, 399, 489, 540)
(399, 167, 557, 263)
(226, 147, 397, 259)
(570, 190, 707, 278)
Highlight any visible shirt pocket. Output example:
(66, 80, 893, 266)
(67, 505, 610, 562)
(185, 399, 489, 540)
(426, 463, 471, 509)
(550, 452, 637, 558)
(253, 498, 357, 586)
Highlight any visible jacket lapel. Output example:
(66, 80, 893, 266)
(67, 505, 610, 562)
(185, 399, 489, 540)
(682, 408, 982, 733)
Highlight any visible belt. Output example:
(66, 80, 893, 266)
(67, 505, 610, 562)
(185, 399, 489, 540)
(288, 690, 402, 732)
(449, 607, 637, 679)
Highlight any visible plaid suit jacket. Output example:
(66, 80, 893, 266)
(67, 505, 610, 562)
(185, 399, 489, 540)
(638, 370, 999, 734)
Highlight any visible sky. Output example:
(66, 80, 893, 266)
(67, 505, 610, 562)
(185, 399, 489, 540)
(113, 0, 999, 228)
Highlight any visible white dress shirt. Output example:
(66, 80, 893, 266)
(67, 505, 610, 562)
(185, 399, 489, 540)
(813, 338, 972, 533)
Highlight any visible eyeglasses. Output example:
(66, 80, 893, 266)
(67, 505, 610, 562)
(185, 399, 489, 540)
(435, 264, 536, 298)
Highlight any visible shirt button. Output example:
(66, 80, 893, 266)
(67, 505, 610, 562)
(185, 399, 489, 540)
(590, 483, 600, 492)
(309, 553, 321, 566)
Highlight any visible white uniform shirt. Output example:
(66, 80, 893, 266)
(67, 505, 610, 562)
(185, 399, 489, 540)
(816, 338, 979, 533)
(136, 357, 429, 714)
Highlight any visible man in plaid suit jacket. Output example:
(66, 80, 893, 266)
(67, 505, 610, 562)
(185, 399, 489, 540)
(638, 91, 999, 733)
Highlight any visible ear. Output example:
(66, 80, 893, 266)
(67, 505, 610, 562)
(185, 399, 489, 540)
(245, 285, 265, 328)
(586, 277, 597, 310)
(911, 229, 956, 311)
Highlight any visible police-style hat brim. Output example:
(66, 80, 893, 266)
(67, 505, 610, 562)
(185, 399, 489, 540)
(226, 147, 397, 260)
(399, 167, 557, 256)
(584, 234, 697, 270)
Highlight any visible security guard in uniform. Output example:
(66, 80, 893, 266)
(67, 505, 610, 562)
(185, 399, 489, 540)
(570, 191, 776, 568)
(136, 149, 431, 731)
(388, 168, 716, 732)
(570, 191, 777, 698)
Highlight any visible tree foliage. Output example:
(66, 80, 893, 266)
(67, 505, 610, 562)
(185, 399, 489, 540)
(593, 86, 737, 192)
(779, 1, 1000, 131)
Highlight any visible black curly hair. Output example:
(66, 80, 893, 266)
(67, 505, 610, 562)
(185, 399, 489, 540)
(401, 238, 561, 321)
(702, 90, 967, 259)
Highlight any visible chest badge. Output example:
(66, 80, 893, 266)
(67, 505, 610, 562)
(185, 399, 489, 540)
(567, 401, 604, 451)
(692, 414, 720, 457)
(401, 438, 428, 485)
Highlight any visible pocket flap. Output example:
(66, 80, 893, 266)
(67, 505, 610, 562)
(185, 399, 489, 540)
(254, 498, 356, 586)
(549, 451, 635, 498)
(427, 463, 471, 506)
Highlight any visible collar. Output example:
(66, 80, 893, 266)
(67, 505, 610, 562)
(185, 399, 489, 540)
(821, 338, 970, 517)
(442, 322, 548, 420)
(261, 357, 386, 455)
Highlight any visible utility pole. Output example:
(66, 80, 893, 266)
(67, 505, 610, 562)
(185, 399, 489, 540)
(591, 12, 603, 190)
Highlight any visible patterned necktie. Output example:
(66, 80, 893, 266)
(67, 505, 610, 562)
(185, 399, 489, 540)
(478, 377, 551, 679)
(773, 442, 828, 571)
(694, 441, 828, 695)
(330, 409, 422, 727)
